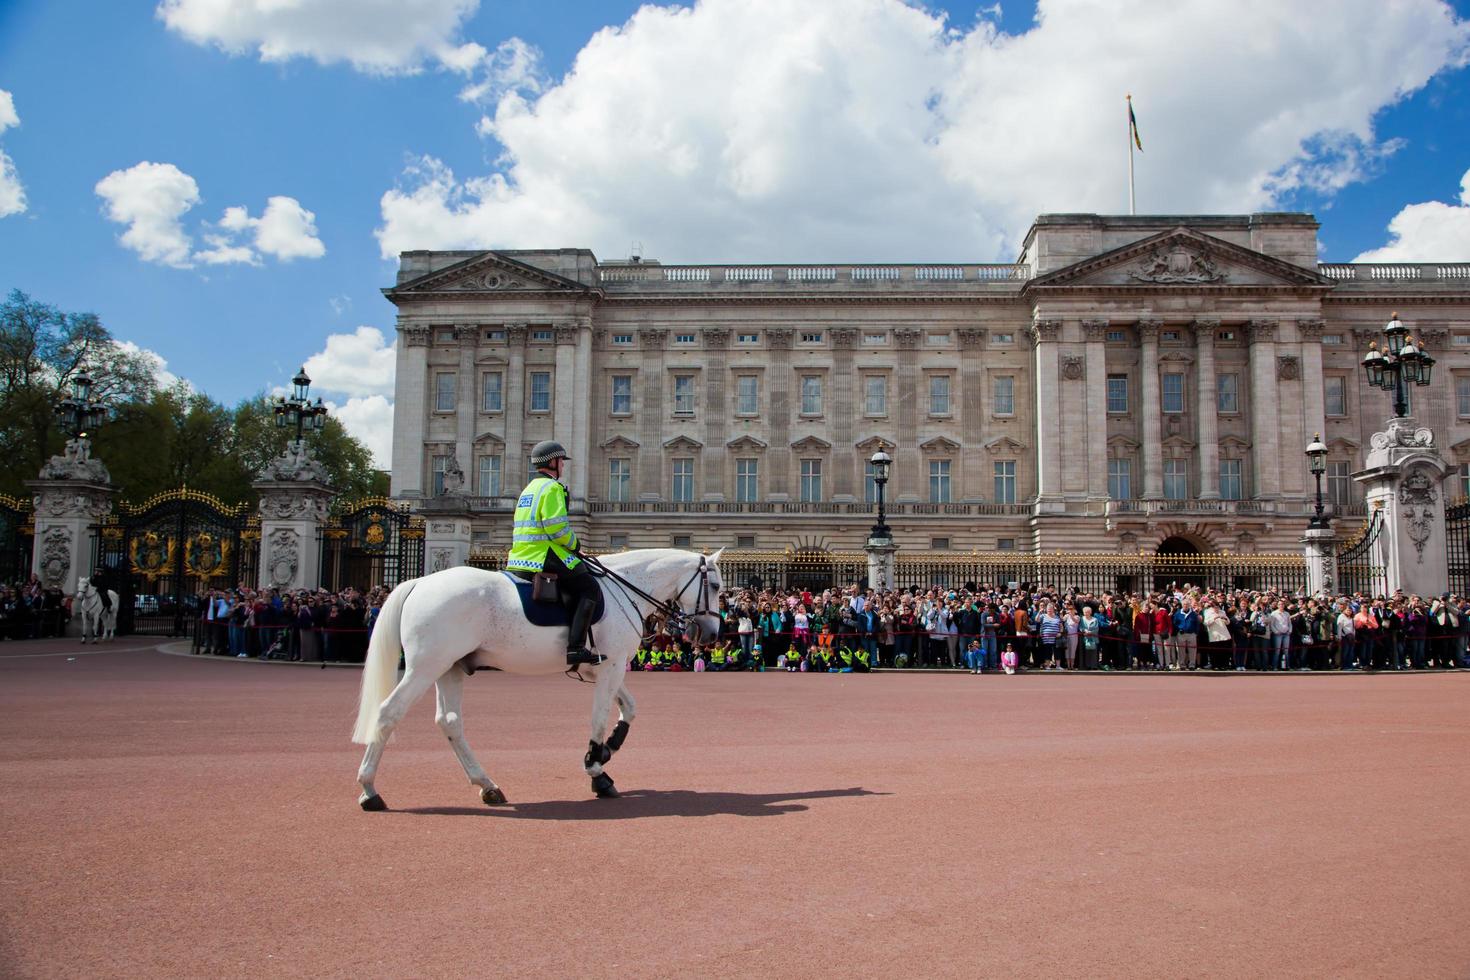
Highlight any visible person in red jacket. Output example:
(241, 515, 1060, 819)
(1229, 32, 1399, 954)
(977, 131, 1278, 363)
(1152, 601, 1173, 670)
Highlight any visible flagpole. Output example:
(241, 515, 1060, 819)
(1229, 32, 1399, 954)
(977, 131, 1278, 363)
(1127, 94, 1136, 216)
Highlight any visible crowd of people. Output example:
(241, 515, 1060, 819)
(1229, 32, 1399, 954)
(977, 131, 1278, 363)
(696, 582, 1470, 673)
(193, 586, 387, 662)
(0, 575, 72, 640)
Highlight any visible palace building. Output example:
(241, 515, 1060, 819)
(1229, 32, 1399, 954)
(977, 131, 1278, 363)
(385, 213, 1470, 563)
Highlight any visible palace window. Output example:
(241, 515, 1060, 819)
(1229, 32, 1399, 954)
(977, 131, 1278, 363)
(992, 333, 1014, 345)
(1163, 459, 1189, 499)
(736, 375, 759, 415)
(799, 459, 823, 502)
(1162, 373, 1185, 414)
(675, 333, 696, 345)
(931, 537, 950, 550)
(1161, 330, 1181, 341)
(481, 371, 502, 412)
(800, 331, 824, 344)
(1460, 463, 1470, 501)
(801, 375, 823, 415)
(531, 329, 554, 343)
(1107, 330, 1126, 342)
(477, 454, 501, 497)
(993, 376, 1015, 416)
(672, 535, 691, 549)
(737, 332, 759, 344)
(484, 329, 505, 342)
(863, 332, 886, 346)
(612, 333, 634, 346)
(993, 460, 1016, 504)
(431, 454, 450, 496)
(1219, 459, 1243, 501)
(1217, 374, 1239, 414)
(1108, 459, 1132, 500)
(1325, 376, 1347, 417)
(673, 374, 696, 415)
(929, 460, 951, 503)
(996, 537, 1016, 551)
(1327, 461, 1352, 506)
(929, 375, 951, 415)
(926, 332, 950, 346)
(671, 458, 694, 502)
(736, 535, 756, 548)
(864, 459, 881, 504)
(1321, 334, 1342, 346)
(864, 376, 887, 416)
(529, 371, 551, 413)
(1106, 375, 1128, 414)
(611, 375, 632, 415)
(608, 459, 630, 502)
(1457, 376, 1470, 418)
(608, 533, 628, 549)
(735, 458, 759, 502)
(434, 372, 456, 412)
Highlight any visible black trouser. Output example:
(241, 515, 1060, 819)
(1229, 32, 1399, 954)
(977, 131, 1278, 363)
(543, 551, 599, 652)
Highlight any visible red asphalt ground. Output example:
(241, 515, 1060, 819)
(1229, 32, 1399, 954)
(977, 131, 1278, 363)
(1, 640, 1468, 979)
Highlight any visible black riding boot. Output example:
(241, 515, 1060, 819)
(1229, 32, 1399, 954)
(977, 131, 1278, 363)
(566, 596, 603, 666)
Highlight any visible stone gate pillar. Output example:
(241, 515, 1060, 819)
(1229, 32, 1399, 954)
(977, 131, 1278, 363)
(27, 439, 115, 599)
(1353, 417, 1451, 597)
(1300, 526, 1338, 597)
(866, 541, 896, 590)
(254, 443, 335, 591)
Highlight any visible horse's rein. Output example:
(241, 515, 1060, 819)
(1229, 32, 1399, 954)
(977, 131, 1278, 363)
(580, 553, 713, 640)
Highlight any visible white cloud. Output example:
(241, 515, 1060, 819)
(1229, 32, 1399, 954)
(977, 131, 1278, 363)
(156, 0, 482, 75)
(293, 326, 396, 466)
(328, 395, 394, 468)
(458, 37, 545, 104)
(1354, 167, 1470, 261)
(0, 89, 24, 218)
(95, 161, 200, 268)
(95, 162, 324, 267)
(376, 0, 1470, 262)
(114, 340, 186, 390)
(303, 326, 396, 398)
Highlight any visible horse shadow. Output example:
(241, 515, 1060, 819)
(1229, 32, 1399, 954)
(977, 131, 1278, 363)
(399, 786, 887, 821)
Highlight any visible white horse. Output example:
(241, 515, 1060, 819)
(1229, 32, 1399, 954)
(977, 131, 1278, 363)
(351, 547, 724, 810)
(75, 577, 118, 644)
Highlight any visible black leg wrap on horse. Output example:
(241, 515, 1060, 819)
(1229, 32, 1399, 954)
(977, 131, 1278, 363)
(591, 772, 618, 798)
(584, 739, 612, 769)
(607, 720, 630, 753)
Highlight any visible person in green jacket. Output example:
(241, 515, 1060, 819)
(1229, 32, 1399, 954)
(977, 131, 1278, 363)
(507, 440, 602, 667)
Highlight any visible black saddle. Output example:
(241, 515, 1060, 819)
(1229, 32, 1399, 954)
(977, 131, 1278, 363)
(501, 571, 605, 629)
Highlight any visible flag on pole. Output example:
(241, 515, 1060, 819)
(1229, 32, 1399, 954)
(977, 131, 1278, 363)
(1128, 96, 1142, 152)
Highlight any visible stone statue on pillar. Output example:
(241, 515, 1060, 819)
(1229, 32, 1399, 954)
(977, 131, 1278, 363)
(254, 442, 335, 591)
(27, 437, 115, 600)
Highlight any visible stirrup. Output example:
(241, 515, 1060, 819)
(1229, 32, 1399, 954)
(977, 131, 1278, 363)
(566, 648, 605, 667)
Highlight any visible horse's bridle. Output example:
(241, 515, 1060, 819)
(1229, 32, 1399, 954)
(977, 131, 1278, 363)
(581, 553, 716, 638)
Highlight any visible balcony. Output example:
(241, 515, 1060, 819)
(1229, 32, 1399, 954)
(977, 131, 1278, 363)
(1319, 263, 1470, 284)
(1105, 499, 1368, 520)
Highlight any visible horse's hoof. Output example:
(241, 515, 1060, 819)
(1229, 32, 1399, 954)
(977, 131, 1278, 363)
(359, 793, 388, 812)
(591, 773, 619, 799)
(481, 786, 508, 806)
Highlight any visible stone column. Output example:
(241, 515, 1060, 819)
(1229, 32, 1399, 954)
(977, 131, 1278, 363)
(1029, 319, 1063, 506)
(1082, 319, 1109, 499)
(27, 439, 115, 601)
(636, 327, 667, 500)
(893, 327, 922, 503)
(702, 327, 731, 501)
(866, 541, 897, 590)
(253, 444, 335, 591)
(1299, 318, 1327, 491)
(1139, 319, 1164, 499)
(1248, 319, 1281, 498)
(830, 327, 857, 500)
(1355, 419, 1451, 597)
(389, 324, 430, 497)
(505, 324, 528, 489)
(1194, 319, 1221, 499)
(453, 325, 477, 478)
(570, 317, 593, 503)
(1301, 525, 1339, 598)
(958, 328, 987, 501)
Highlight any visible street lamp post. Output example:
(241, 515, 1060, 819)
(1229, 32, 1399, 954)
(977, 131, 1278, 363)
(868, 450, 892, 546)
(1360, 313, 1435, 418)
(1306, 433, 1328, 529)
(54, 365, 108, 440)
(273, 367, 329, 447)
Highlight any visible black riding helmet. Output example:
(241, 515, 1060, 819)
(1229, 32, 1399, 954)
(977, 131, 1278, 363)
(530, 440, 570, 467)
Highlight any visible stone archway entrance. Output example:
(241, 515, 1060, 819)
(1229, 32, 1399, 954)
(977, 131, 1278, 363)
(1155, 535, 1203, 591)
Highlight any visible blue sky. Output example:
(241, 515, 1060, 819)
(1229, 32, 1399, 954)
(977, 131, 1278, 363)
(2, 0, 1469, 467)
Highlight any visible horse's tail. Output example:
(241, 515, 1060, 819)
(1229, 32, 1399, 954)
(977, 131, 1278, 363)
(352, 578, 418, 745)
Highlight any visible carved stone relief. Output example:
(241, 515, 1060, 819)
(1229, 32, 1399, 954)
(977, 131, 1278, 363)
(1277, 356, 1300, 381)
(40, 526, 72, 589)
(1081, 319, 1109, 343)
(893, 328, 922, 350)
(765, 328, 793, 350)
(430, 548, 453, 573)
(1129, 244, 1226, 283)
(1247, 319, 1278, 342)
(1027, 319, 1061, 345)
(1061, 355, 1085, 381)
(829, 327, 858, 349)
(956, 328, 987, 350)
(267, 528, 300, 588)
(400, 324, 431, 347)
(38, 438, 111, 484)
(257, 440, 331, 484)
(1399, 466, 1439, 563)
(704, 327, 732, 349)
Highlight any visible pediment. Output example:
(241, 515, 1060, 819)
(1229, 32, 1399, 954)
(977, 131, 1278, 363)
(1450, 437, 1470, 460)
(726, 435, 768, 451)
(473, 431, 505, 447)
(386, 251, 596, 299)
(984, 435, 1027, 455)
(1219, 435, 1251, 451)
(1028, 227, 1335, 291)
(601, 435, 640, 451)
(791, 435, 832, 452)
(1161, 434, 1196, 451)
(1108, 434, 1141, 452)
(919, 436, 961, 454)
(855, 435, 896, 452)
(663, 435, 704, 452)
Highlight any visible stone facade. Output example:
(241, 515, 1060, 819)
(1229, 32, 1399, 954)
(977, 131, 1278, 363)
(385, 214, 1470, 557)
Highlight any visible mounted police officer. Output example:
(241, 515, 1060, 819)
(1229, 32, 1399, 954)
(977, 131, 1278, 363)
(507, 440, 603, 668)
(89, 562, 115, 615)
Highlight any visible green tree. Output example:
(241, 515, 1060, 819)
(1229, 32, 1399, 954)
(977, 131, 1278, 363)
(0, 289, 160, 495)
(231, 396, 387, 503)
(93, 385, 252, 503)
